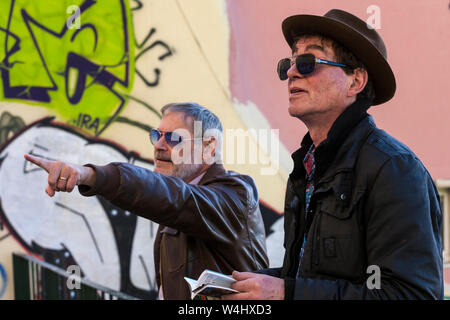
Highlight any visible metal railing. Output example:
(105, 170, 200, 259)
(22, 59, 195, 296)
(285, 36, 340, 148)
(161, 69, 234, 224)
(12, 253, 139, 300)
(12, 252, 450, 300)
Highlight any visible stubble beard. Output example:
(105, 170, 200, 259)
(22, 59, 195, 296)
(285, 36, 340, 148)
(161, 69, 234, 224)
(171, 163, 203, 182)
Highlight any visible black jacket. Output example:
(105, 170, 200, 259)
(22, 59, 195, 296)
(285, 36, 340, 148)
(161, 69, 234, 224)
(259, 98, 443, 299)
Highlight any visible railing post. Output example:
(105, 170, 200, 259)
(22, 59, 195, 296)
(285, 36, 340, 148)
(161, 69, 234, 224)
(12, 254, 30, 300)
(41, 265, 61, 300)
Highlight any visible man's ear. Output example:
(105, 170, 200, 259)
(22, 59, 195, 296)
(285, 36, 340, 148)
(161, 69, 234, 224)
(203, 137, 218, 158)
(348, 68, 368, 98)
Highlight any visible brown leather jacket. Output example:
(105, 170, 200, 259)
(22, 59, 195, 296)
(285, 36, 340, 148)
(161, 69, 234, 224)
(79, 162, 269, 299)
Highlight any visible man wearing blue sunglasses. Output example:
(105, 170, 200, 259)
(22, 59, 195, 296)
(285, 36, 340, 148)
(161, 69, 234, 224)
(24, 102, 269, 300)
(224, 9, 443, 300)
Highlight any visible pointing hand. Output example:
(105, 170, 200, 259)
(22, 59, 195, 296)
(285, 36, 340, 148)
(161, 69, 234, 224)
(24, 154, 96, 197)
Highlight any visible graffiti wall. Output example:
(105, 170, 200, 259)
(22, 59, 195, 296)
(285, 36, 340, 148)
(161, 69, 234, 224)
(0, 0, 286, 299)
(1, 0, 448, 300)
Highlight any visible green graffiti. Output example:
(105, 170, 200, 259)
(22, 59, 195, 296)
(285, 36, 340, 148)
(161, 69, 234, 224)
(0, 0, 135, 136)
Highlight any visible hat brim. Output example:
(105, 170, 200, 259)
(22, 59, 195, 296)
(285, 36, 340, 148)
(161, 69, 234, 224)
(282, 15, 396, 105)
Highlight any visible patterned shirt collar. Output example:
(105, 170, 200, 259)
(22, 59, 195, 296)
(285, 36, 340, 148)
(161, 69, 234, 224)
(303, 144, 316, 178)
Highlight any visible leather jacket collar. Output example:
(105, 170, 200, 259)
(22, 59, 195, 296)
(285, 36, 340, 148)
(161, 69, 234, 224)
(198, 162, 227, 185)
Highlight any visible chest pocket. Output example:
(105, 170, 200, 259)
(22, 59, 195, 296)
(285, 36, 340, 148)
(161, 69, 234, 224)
(160, 227, 186, 273)
(312, 183, 366, 280)
(319, 187, 364, 234)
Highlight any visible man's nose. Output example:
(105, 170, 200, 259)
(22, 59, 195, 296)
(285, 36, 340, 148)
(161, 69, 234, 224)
(154, 134, 168, 150)
(287, 61, 302, 79)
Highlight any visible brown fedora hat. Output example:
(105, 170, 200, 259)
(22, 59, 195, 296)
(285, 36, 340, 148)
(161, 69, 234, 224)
(282, 9, 396, 105)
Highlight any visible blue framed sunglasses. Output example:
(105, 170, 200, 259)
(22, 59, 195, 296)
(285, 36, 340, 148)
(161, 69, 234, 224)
(150, 129, 201, 147)
(277, 53, 349, 80)
(150, 129, 183, 147)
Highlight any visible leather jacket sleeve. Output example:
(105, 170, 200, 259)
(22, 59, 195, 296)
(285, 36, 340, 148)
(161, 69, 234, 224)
(78, 163, 259, 245)
(289, 154, 443, 300)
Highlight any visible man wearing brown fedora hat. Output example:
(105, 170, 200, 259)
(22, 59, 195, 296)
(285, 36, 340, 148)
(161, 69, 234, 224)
(223, 9, 443, 300)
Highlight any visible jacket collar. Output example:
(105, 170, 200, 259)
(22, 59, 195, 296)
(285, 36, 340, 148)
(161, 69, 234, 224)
(290, 98, 372, 181)
(198, 162, 227, 185)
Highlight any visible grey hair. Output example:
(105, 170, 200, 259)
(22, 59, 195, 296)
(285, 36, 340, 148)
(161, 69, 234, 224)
(160, 102, 223, 160)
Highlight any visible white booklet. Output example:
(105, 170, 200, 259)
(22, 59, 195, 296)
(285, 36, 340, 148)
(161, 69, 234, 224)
(184, 269, 238, 300)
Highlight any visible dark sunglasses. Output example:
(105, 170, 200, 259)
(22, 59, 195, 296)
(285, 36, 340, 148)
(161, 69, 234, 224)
(150, 129, 201, 147)
(277, 53, 348, 80)
(150, 129, 183, 147)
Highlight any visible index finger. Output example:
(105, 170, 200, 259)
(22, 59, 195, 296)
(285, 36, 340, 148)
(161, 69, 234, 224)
(24, 154, 52, 172)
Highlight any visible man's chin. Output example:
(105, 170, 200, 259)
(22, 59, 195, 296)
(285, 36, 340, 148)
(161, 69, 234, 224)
(288, 103, 312, 119)
(288, 106, 304, 118)
(154, 166, 173, 176)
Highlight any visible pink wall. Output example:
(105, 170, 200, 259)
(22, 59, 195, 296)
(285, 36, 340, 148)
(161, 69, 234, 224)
(227, 0, 450, 179)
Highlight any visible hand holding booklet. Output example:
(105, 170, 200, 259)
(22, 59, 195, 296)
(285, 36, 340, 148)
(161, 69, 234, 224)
(184, 269, 238, 300)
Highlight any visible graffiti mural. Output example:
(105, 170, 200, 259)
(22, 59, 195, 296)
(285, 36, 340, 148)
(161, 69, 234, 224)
(0, 0, 177, 136)
(0, 0, 134, 136)
(0, 263, 6, 298)
(0, 118, 159, 298)
(0, 111, 25, 145)
(0, 0, 287, 299)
